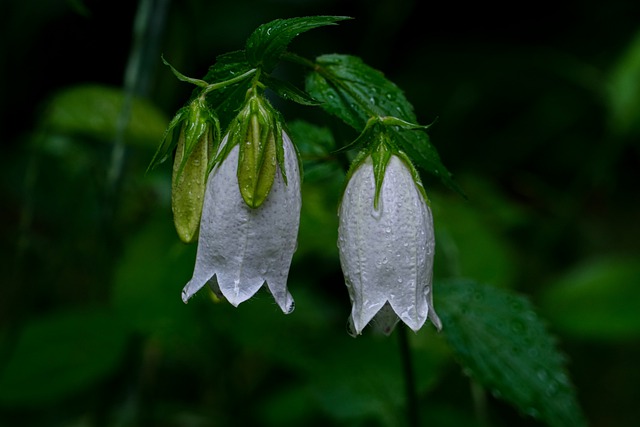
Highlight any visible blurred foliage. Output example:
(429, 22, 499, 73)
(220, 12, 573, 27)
(1, 1, 639, 427)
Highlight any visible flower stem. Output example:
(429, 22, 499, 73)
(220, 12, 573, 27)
(201, 68, 258, 97)
(471, 379, 489, 427)
(399, 325, 419, 427)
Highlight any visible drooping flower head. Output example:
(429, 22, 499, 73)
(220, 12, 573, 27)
(181, 89, 301, 313)
(338, 130, 441, 336)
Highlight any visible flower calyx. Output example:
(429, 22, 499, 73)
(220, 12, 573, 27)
(171, 97, 220, 243)
(215, 88, 289, 208)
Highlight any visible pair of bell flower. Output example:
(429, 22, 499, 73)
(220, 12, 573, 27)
(174, 93, 440, 335)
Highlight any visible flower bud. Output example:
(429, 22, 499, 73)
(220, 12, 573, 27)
(171, 98, 217, 243)
(338, 150, 441, 336)
(224, 94, 283, 209)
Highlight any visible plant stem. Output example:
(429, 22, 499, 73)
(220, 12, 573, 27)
(399, 325, 419, 427)
(201, 68, 258, 96)
(471, 379, 488, 427)
(107, 0, 170, 200)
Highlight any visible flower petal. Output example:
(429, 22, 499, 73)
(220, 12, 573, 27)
(338, 155, 438, 335)
(182, 132, 301, 313)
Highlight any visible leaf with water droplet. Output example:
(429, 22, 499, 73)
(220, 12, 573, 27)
(436, 279, 586, 427)
(305, 54, 462, 195)
(245, 16, 351, 73)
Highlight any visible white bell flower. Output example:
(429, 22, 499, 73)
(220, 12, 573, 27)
(338, 153, 441, 335)
(181, 131, 301, 313)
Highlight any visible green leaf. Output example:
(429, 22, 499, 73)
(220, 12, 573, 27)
(306, 54, 461, 194)
(263, 74, 321, 106)
(42, 84, 168, 149)
(437, 279, 586, 427)
(540, 257, 640, 341)
(306, 54, 413, 129)
(0, 308, 129, 406)
(245, 16, 350, 73)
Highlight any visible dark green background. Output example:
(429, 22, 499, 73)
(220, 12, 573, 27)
(1, 0, 639, 426)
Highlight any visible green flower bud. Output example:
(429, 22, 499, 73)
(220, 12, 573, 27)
(171, 98, 218, 243)
(222, 91, 285, 209)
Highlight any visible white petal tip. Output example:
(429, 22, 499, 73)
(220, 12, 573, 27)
(283, 299, 295, 315)
(346, 317, 361, 338)
(181, 288, 192, 304)
(181, 280, 204, 304)
(429, 310, 443, 331)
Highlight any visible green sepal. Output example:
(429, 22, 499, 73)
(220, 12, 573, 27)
(175, 98, 220, 181)
(273, 114, 288, 186)
(344, 118, 431, 209)
(217, 92, 283, 209)
(245, 16, 351, 73)
(162, 55, 209, 88)
(369, 135, 392, 210)
(262, 74, 321, 106)
(146, 107, 188, 173)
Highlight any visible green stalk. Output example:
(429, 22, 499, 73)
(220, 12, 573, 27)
(399, 325, 419, 427)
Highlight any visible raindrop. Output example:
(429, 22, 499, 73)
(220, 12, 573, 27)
(510, 319, 525, 333)
(536, 369, 549, 382)
(545, 381, 559, 397)
(371, 206, 382, 219)
(382, 256, 388, 264)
